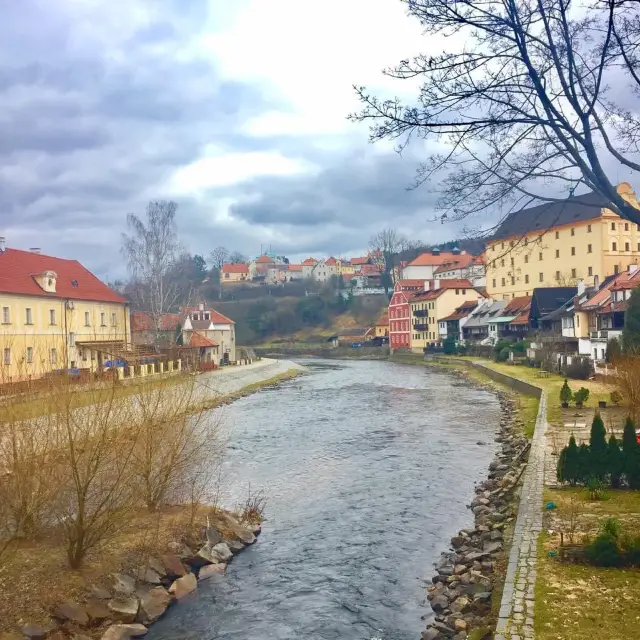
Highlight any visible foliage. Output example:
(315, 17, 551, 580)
(497, 346, 510, 362)
(564, 357, 593, 381)
(607, 435, 624, 489)
(585, 477, 607, 502)
(622, 417, 640, 490)
(560, 379, 573, 406)
(623, 287, 640, 355)
(589, 413, 608, 481)
(585, 519, 640, 568)
(573, 387, 590, 407)
(610, 390, 623, 406)
(368, 228, 408, 294)
(606, 337, 622, 363)
(576, 443, 592, 487)
(615, 355, 640, 423)
(557, 435, 579, 486)
(443, 335, 457, 355)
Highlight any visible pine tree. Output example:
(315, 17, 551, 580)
(622, 287, 640, 355)
(563, 435, 580, 485)
(622, 417, 640, 489)
(557, 446, 568, 484)
(589, 413, 608, 481)
(607, 435, 624, 489)
(577, 442, 592, 485)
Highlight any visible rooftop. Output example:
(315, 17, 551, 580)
(221, 263, 249, 274)
(406, 251, 467, 267)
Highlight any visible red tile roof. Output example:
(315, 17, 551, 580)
(433, 254, 475, 274)
(325, 257, 337, 266)
(0, 247, 125, 303)
(302, 257, 317, 266)
(376, 313, 389, 327)
(288, 264, 302, 272)
(610, 268, 640, 290)
(360, 264, 381, 276)
(255, 255, 274, 264)
(351, 256, 370, 265)
(190, 332, 218, 348)
(396, 279, 427, 289)
(221, 263, 249, 274)
(182, 306, 235, 324)
(131, 311, 180, 332)
(406, 251, 463, 267)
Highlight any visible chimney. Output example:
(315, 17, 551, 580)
(29, 247, 41, 254)
(593, 275, 600, 290)
(424, 280, 431, 291)
(434, 280, 441, 290)
(0, 237, 5, 253)
(577, 279, 585, 295)
(431, 247, 440, 256)
(629, 264, 639, 275)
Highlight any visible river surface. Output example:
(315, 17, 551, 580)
(147, 359, 501, 640)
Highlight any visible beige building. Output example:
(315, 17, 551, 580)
(486, 182, 640, 300)
(408, 280, 486, 352)
(0, 243, 129, 382)
(221, 263, 250, 284)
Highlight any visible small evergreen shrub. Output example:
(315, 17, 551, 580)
(564, 357, 594, 380)
(610, 390, 623, 406)
(574, 387, 590, 407)
(560, 379, 573, 406)
(497, 346, 510, 362)
(587, 534, 624, 567)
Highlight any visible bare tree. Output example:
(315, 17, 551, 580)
(121, 201, 182, 343)
(351, 0, 640, 228)
(369, 228, 408, 293)
(209, 246, 230, 270)
(229, 251, 248, 264)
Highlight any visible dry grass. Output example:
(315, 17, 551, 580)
(535, 488, 640, 640)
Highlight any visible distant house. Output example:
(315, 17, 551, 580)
(287, 264, 303, 280)
(434, 252, 486, 287)
(221, 263, 250, 284)
(374, 312, 389, 337)
(253, 254, 275, 277)
(311, 258, 339, 283)
(301, 258, 318, 280)
(461, 300, 508, 344)
(438, 300, 479, 342)
(131, 311, 181, 346)
(402, 248, 473, 280)
(487, 296, 532, 342)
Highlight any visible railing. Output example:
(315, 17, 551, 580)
(590, 329, 622, 340)
(413, 309, 427, 317)
(413, 323, 427, 331)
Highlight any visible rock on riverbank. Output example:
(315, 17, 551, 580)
(422, 386, 529, 640)
(17, 515, 262, 640)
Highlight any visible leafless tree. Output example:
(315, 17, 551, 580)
(121, 201, 183, 343)
(209, 246, 230, 270)
(351, 0, 640, 229)
(369, 228, 408, 293)
(229, 251, 248, 264)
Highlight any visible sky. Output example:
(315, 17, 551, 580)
(0, 0, 477, 280)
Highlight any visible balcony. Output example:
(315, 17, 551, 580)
(413, 323, 427, 331)
(590, 329, 623, 341)
(413, 309, 427, 317)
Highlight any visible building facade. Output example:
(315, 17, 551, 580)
(486, 182, 640, 300)
(0, 245, 129, 381)
(402, 249, 470, 280)
(221, 263, 250, 284)
(388, 280, 428, 350)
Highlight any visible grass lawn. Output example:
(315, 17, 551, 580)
(536, 487, 640, 640)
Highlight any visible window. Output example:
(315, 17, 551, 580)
(612, 222, 616, 230)
(614, 264, 620, 274)
(612, 242, 618, 251)
(492, 245, 495, 252)
(3, 348, 10, 365)
(25, 308, 32, 325)
(50, 348, 57, 364)
(501, 278, 506, 287)
(455, 289, 459, 295)
(85, 312, 90, 326)
(2, 307, 9, 324)
(69, 332, 75, 347)
(111, 312, 117, 326)
(501, 259, 505, 267)
(588, 224, 592, 232)
(511, 277, 515, 285)
(625, 242, 630, 251)
(555, 231, 559, 239)
(510, 240, 514, 247)
(556, 270, 561, 280)
(26, 347, 33, 364)
(539, 252, 543, 261)
(100, 312, 106, 326)
(588, 244, 592, 253)
(525, 274, 530, 284)
(571, 268, 577, 278)
(492, 279, 497, 288)
(555, 249, 560, 258)
(510, 257, 514, 266)
(571, 228, 575, 236)
(501, 242, 505, 249)
(49, 309, 56, 325)
(82, 349, 88, 362)
(571, 247, 576, 256)
(539, 272, 544, 282)
(625, 223, 629, 231)
(524, 254, 529, 264)
(588, 266, 593, 276)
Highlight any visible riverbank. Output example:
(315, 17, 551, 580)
(0, 359, 304, 639)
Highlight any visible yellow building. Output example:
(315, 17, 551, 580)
(409, 280, 486, 352)
(486, 182, 640, 300)
(221, 263, 250, 284)
(0, 244, 129, 382)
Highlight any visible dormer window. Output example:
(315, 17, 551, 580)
(33, 270, 58, 293)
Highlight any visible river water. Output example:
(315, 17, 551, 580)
(147, 359, 500, 640)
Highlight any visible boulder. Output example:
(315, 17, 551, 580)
(455, 619, 468, 632)
(160, 554, 187, 579)
(112, 574, 136, 596)
(89, 586, 112, 600)
(482, 540, 502, 555)
(54, 601, 89, 626)
(101, 624, 148, 640)
(137, 587, 171, 625)
(430, 594, 450, 613)
(168, 572, 197, 600)
(450, 596, 470, 614)
(211, 543, 233, 563)
(226, 539, 245, 554)
(85, 599, 112, 624)
(421, 629, 440, 640)
(108, 596, 139, 623)
(198, 563, 226, 580)
(248, 522, 262, 535)
(136, 568, 162, 586)
(147, 557, 166, 578)
(22, 625, 55, 640)
(450, 536, 465, 549)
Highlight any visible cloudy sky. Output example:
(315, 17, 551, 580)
(0, 0, 474, 280)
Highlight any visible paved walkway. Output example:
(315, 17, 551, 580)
(495, 390, 548, 640)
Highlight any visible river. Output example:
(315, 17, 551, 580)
(147, 359, 501, 640)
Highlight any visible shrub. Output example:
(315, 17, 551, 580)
(607, 435, 624, 489)
(587, 534, 623, 566)
(589, 413, 608, 481)
(443, 335, 457, 355)
(560, 379, 573, 406)
(497, 346, 510, 362)
(610, 390, 623, 406)
(564, 356, 594, 380)
(557, 435, 580, 485)
(574, 387, 590, 407)
(606, 337, 622, 363)
(586, 477, 607, 501)
(623, 536, 640, 566)
(622, 416, 640, 489)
